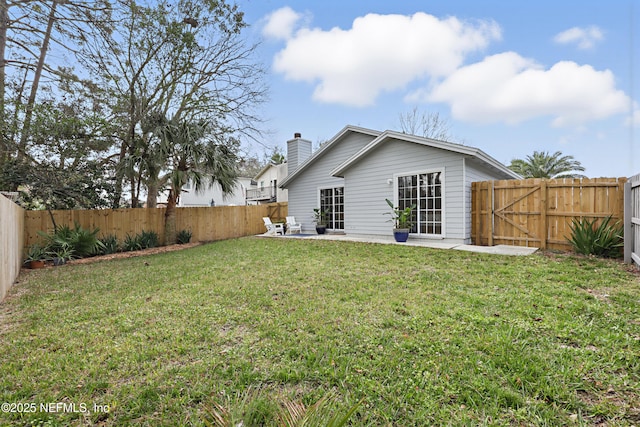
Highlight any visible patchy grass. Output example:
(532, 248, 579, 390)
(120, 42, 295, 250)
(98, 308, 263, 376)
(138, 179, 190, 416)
(1, 237, 639, 426)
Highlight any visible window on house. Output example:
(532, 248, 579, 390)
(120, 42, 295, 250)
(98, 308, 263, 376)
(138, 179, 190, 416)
(319, 187, 344, 230)
(397, 171, 442, 236)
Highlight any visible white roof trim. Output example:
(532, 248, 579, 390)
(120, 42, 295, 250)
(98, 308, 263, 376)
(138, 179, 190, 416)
(280, 125, 381, 188)
(331, 130, 521, 179)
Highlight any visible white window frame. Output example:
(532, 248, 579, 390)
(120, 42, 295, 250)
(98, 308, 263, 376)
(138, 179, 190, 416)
(392, 168, 445, 238)
(317, 185, 345, 231)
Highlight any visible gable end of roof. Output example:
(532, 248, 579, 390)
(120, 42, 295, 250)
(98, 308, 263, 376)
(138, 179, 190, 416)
(331, 130, 520, 179)
(279, 125, 381, 188)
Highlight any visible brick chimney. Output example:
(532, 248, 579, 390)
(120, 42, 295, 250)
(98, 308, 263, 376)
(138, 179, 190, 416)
(287, 132, 312, 172)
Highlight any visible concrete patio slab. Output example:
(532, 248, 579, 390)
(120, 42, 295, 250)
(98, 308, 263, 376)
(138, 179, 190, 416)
(453, 244, 538, 256)
(258, 233, 538, 256)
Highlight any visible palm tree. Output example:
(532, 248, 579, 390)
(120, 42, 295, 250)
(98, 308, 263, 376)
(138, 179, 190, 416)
(508, 151, 586, 179)
(155, 119, 238, 244)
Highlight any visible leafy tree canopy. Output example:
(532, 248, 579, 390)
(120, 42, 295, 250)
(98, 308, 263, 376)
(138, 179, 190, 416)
(508, 151, 586, 179)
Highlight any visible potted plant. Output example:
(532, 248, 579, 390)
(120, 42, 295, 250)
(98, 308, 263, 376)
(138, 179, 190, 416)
(49, 243, 74, 266)
(25, 244, 49, 269)
(312, 208, 328, 235)
(385, 198, 416, 242)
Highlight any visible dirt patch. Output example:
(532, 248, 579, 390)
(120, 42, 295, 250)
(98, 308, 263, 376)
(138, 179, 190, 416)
(65, 242, 204, 266)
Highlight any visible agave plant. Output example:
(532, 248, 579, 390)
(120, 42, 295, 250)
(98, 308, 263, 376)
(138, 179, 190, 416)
(568, 215, 623, 258)
(138, 230, 159, 249)
(177, 229, 193, 244)
(99, 234, 120, 255)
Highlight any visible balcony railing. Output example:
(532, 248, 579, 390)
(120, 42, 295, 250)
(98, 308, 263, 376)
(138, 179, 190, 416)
(246, 187, 275, 201)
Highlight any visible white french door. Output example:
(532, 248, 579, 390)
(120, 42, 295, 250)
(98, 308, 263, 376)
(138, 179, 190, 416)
(396, 171, 443, 236)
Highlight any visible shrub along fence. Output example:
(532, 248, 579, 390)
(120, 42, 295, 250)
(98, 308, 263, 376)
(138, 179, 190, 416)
(471, 178, 626, 252)
(1, 194, 25, 302)
(23, 202, 288, 252)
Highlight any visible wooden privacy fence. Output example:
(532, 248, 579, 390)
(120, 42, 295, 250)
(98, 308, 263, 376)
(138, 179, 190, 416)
(1, 194, 24, 301)
(624, 173, 640, 266)
(23, 202, 288, 250)
(472, 178, 626, 251)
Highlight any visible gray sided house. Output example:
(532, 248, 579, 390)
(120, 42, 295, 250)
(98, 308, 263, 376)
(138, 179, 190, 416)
(280, 126, 520, 244)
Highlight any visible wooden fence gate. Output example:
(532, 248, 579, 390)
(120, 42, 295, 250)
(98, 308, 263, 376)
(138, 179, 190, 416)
(472, 178, 626, 251)
(624, 173, 640, 266)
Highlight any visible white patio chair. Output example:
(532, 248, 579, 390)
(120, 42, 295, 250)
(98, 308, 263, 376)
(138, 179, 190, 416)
(286, 216, 302, 234)
(263, 217, 284, 235)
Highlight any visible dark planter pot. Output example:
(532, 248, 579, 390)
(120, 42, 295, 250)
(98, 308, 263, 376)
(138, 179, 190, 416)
(393, 228, 410, 242)
(316, 225, 327, 235)
(53, 257, 66, 266)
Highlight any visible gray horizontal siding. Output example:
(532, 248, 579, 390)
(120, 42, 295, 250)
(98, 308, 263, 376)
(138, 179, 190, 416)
(286, 132, 376, 232)
(343, 138, 466, 239)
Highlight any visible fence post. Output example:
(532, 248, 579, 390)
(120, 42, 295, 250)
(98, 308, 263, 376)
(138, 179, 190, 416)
(473, 182, 480, 245)
(488, 181, 494, 246)
(624, 180, 631, 264)
(540, 180, 547, 250)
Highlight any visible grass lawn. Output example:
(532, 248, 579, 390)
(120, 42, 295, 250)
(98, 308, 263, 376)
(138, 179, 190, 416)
(1, 237, 639, 426)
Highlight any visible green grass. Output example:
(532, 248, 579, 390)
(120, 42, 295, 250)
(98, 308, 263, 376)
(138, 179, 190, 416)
(1, 237, 639, 426)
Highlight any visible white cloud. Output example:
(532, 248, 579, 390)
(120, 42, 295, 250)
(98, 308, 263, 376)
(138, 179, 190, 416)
(422, 52, 629, 127)
(269, 11, 501, 106)
(553, 26, 604, 50)
(262, 7, 303, 40)
(627, 107, 640, 127)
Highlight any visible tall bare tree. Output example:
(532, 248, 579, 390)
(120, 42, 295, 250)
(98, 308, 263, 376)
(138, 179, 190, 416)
(397, 107, 454, 141)
(0, 0, 111, 183)
(78, 0, 267, 208)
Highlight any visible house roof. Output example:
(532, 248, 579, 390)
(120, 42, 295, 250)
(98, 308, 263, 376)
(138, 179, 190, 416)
(331, 129, 521, 180)
(279, 125, 382, 187)
(253, 162, 286, 181)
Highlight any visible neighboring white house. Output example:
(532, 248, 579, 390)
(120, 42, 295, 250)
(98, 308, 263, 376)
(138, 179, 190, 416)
(246, 163, 288, 205)
(168, 177, 253, 207)
(280, 126, 520, 244)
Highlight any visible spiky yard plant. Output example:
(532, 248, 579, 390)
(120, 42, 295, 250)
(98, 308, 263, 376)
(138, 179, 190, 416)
(568, 215, 623, 258)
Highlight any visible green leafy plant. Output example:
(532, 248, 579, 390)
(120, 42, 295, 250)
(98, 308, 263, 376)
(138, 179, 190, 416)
(384, 198, 416, 230)
(276, 394, 361, 427)
(139, 230, 159, 249)
(98, 234, 120, 255)
(48, 243, 75, 265)
(177, 229, 192, 244)
(122, 230, 159, 252)
(122, 233, 142, 252)
(568, 215, 623, 258)
(312, 208, 328, 226)
(25, 243, 49, 262)
(38, 223, 104, 258)
(201, 389, 360, 427)
(70, 225, 105, 257)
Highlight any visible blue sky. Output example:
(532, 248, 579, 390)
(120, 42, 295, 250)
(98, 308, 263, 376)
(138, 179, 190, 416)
(238, 0, 639, 178)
